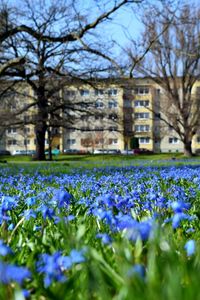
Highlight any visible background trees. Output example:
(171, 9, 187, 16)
(128, 3, 200, 156)
(3, 0, 145, 160)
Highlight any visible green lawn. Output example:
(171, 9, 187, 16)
(1, 153, 200, 173)
(0, 152, 189, 163)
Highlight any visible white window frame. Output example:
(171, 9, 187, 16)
(135, 112, 149, 119)
(139, 137, 150, 144)
(134, 87, 149, 94)
(67, 139, 76, 145)
(8, 139, 17, 145)
(109, 138, 118, 145)
(95, 89, 104, 96)
(24, 139, 30, 145)
(7, 128, 17, 134)
(135, 125, 150, 132)
(109, 126, 118, 132)
(80, 90, 89, 96)
(169, 137, 179, 144)
(108, 100, 118, 109)
(95, 139, 104, 145)
(95, 101, 104, 109)
(108, 89, 118, 96)
(134, 100, 150, 107)
(64, 90, 76, 98)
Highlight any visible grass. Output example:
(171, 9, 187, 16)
(1, 153, 200, 172)
(0, 159, 200, 299)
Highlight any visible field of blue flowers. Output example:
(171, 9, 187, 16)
(0, 164, 200, 300)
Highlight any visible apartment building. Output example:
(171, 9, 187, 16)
(1, 78, 200, 154)
(62, 83, 124, 153)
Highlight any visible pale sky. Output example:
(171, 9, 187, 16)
(8, 0, 200, 50)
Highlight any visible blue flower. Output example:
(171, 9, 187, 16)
(22, 209, 37, 220)
(39, 205, 55, 220)
(184, 240, 196, 256)
(1, 196, 17, 213)
(123, 219, 153, 241)
(172, 213, 193, 229)
(0, 262, 31, 285)
(171, 201, 191, 213)
(70, 249, 85, 264)
(22, 289, 30, 298)
(53, 189, 72, 208)
(8, 223, 14, 231)
(37, 252, 66, 287)
(37, 249, 85, 287)
(0, 240, 12, 256)
(26, 197, 36, 206)
(128, 264, 146, 279)
(96, 233, 112, 244)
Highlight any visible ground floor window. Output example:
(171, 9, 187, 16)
(139, 137, 150, 144)
(169, 137, 179, 144)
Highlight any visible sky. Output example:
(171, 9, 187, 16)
(8, 0, 200, 51)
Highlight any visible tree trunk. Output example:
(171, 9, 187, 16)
(47, 129, 52, 161)
(34, 84, 48, 161)
(35, 121, 47, 160)
(183, 140, 193, 157)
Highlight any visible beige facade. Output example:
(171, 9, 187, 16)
(62, 84, 124, 152)
(1, 78, 200, 154)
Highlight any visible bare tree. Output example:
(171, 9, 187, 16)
(128, 4, 200, 156)
(4, 0, 146, 160)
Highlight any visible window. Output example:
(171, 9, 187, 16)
(24, 115, 30, 123)
(81, 127, 90, 132)
(169, 137, 179, 144)
(24, 127, 30, 134)
(109, 138, 118, 145)
(67, 139, 76, 145)
(95, 89, 104, 96)
(95, 127, 104, 131)
(134, 87, 149, 94)
(80, 103, 89, 108)
(95, 139, 104, 145)
(7, 139, 17, 145)
(135, 125, 150, 132)
(108, 89, 118, 96)
(64, 90, 76, 98)
(108, 100, 118, 109)
(139, 137, 150, 144)
(157, 89, 160, 94)
(52, 128, 60, 134)
(7, 128, 17, 134)
(135, 112, 149, 119)
(95, 114, 104, 120)
(197, 137, 200, 143)
(81, 138, 92, 146)
(109, 126, 118, 132)
(109, 113, 118, 121)
(154, 113, 161, 119)
(196, 87, 200, 94)
(95, 101, 104, 108)
(134, 100, 150, 107)
(69, 128, 76, 132)
(81, 115, 89, 121)
(10, 104, 17, 111)
(24, 139, 30, 145)
(80, 89, 89, 96)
